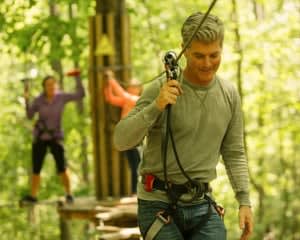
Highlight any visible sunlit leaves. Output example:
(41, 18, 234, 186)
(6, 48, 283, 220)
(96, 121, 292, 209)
(0, 0, 299, 239)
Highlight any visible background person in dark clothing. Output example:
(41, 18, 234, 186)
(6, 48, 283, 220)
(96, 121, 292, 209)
(22, 72, 85, 203)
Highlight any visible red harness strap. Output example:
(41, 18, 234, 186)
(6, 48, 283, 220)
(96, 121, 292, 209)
(143, 174, 155, 192)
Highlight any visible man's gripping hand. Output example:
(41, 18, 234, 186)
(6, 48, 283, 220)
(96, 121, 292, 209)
(155, 80, 183, 111)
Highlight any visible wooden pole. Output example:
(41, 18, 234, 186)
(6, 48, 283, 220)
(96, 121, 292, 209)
(106, 12, 121, 197)
(95, 14, 109, 197)
(90, 0, 132, 199)
(89, 16, 102, 198)
(120, 13, 131, 195)
(59, 216, 72, 240)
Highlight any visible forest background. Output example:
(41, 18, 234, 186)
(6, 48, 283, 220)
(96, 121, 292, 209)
(0, 0, 299, 239)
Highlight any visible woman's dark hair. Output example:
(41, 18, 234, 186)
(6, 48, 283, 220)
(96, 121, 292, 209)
(42, 75, 56, 88)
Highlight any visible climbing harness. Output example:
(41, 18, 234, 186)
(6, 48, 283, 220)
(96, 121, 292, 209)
(143, 173, 225, 240)
(35, 119, 57, 140)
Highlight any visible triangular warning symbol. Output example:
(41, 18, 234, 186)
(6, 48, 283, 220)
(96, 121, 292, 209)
(95, 34, 115, 56)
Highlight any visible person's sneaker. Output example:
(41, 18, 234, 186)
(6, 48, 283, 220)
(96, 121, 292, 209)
(21, 195, 38, 203)
(65, 194, 74, 204)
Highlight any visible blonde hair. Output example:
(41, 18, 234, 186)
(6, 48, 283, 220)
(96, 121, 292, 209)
(181, 12, 224, 47)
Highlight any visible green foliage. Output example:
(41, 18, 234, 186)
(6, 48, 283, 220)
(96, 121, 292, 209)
(0, 0, 299, 239)
(0, 0, 94, 238)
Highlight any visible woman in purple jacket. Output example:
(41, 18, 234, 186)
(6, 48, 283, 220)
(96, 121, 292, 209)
(22, 73, 85, 203)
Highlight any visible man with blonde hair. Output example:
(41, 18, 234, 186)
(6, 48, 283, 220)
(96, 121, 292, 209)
(114, 12, 253, 240)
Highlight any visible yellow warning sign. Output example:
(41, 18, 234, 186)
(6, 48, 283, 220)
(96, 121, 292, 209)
(95, 34, 115, 56)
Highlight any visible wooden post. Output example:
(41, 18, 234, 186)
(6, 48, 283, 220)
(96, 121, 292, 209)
(120, 12, 131, 196)
(59, 216, 72, 240)
(89, 0, 132, 199)
(89, 16, 102, 198)
(95, 14, 110, 197)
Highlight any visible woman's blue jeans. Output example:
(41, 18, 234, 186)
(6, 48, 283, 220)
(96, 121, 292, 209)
(138, 199, 226, 240)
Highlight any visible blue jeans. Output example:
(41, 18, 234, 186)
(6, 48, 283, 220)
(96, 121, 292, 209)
(138, 199, 226, 240)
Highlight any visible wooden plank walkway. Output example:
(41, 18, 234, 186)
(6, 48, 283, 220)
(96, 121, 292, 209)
(57, 196, 141, 239)
(97, 226, 140, 240)
(57, 196, 137, 221)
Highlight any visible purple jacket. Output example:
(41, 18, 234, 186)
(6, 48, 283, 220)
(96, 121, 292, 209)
(26, 78, 85, 140)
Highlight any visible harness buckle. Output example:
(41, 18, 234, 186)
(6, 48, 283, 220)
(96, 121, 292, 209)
(188, 185, 205, 198)
(179, 181, 206, 202)
(156, 210, 171, 224)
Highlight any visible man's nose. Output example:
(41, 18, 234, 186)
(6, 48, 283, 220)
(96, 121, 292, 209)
(203, 57, 212, 67)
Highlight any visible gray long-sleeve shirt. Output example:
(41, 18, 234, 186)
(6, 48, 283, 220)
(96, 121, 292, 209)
(114, 73, 250, 206)
(26, 77, 85, 140)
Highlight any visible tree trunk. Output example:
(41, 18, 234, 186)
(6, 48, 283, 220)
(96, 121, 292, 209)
(59, 216, 71, 240)
(231, 0, 266, 227)
(251, 0, 265, 20)
(49, 0, 64, 88)
(68, 1, 90, 186)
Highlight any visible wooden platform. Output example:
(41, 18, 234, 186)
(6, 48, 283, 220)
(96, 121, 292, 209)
(57, 196, 141, 239)
(18, 196, 140, 239)
(57, 196, 137, 223)
(97, 226, 140, 240)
